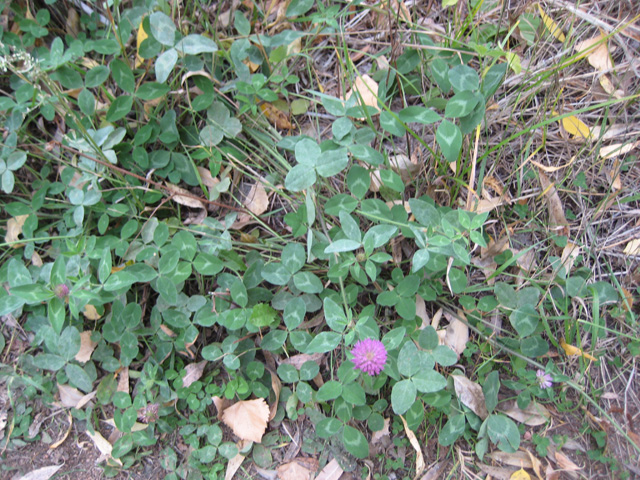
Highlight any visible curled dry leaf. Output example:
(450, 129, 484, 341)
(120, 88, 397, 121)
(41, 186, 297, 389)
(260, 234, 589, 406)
(50, 410, 73, 449)
(75, 331, 98, 363)
(117, 367, 129, 393)
(82, 304, 101, 320)
(314, 458, 344, 480)
(344, 74, 380, 117)
(623, 239, 640, 256)
(443, 310, 469, 356)
(500, 400, 550, 426)
(221, 398, 270, 443)
(260, 102, 294, 130)
(478, 463, 518, 480)
(224, 447, 245, 480)
(212, 396, 232, 420)
(17, 464, 63, 480)
(243, 181, 269, 215)
(182, 360, 207, 388)
(538, 170, 568, 234)
(5, 214, 28, 247)
(86, 429, 122, 465)
(452, 374, 489, 419)
(490, 450, 536, 469)
(165, 182, 205, 209)
(560, 242, 581, 272)
(371, 417, 390, 444)
(553, 451, 581, 472)
(197, 166, 220, 189)
(600, 141, 639, 160)
(575, 34, 612, 71)
(537, 4, 565, 42)
(400, 415, 425, 477)
(269, 370, 282, 422)
(58, 383, 84, 408)
(276, 458, 318, 480)
(559, 339, 597, 362)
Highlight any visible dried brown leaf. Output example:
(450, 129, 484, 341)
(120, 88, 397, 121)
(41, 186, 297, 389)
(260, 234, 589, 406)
(500, 400, 550, 426)
(260, 102, 294, 130)
(489, 450, 534, 468)
(86, 429, 122, 465)
(166, 182, 205, 209)
(197, 166, 220, 189)
(443, 311, 469, 356)
(280, 353, 324, 369)
(221, 398, 270, 442)
(182, 360, 207, 388)
(276, 458, 317, 480)
(624, 239, 640, 255)
(538, 170, 568, 233)
(244, 181, 269, 215)
(452, 374, 488, 419)
(575, 34, 612, 71)
(117, 367, 129, 393)
(58, 383, 84, 408)
(75, 331, 97, 363)
(371, 417, 390, 444)
(50, 411, 72, 449)
(212, 396, 232, 420)
(5, 214, 28, 247)
(224, 450, 245, 480)
(345, 74, 380, 116)
(477, 463, 518, 480)
(600, 141, 639, 159)
(82, 304, 101, 320)
(269, 370, 282, 422)
(400, 415, 425, 476)
(418, 461, 447, 480)
(17, 464, 63, 480)
(314, 458, 344, 480)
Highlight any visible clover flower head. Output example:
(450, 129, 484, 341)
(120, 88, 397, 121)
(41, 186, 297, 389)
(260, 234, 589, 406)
(54, 283, 69, 299)
(351, 338, 387, 376)
(536, 369, 553, 389)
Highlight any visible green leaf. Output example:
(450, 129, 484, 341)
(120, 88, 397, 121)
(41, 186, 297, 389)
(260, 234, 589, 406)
(294, 138, 321, 166)
(391, 379, 417, 414)
(104, 271, 137, 291)
(106, 95, 133, 122)
(317, 381, 342, 402)
(10, 284, 53, 304)
(174, 34, 218, 55)
(305, 332, 341, 354)
(249, 303, 277, 328)
(200, 125, 223, 147)
(285, 164, 316, 191)
(286, 0, 314, 17)
(156, 276, 178, 305)
(136, 82, 170, 100)
(448, 268, 467, 294)
(482, 63, 508, 99)
(316, 148, 349, 177)
(112, 434, 134, 458)
(284, 297, 306, 330)
(418, 326, 439, 350)
(398, 106, 441, 124)
(494, 282, 517, 309)
(230, 280, 248, 307)
(380, 111, 405, 136)
(110, 59, 135, 93)
(348, 144, 384, 166)
(78, 88, 95, 116)
(193, 253, 223, 275)
(432, 345, 458, 366)
(234, 11, 251, 36)
(324, 239, 361, 254)
(509, 304, 538, 337)
(379, 169, 404, 193)
(66, 364, 93, 392)
(293, 271, 323, 294)
(448, 64, 480, 92)
(282, 243, 306, 274)
(48, 297, 65, 334)
(34, 353, 66, 371)
(299, 360, 319, 381)
(520, 335, 549, 357)
(0, 295, 25, 316)
(439, 413, 465, 446)
(315, 417, 341, 438)
(436, 120, 462, 163)
(85, 65, 110, 88)
(59, 326, 81, 361)
(445, 90, 481, 118)
(430, 58, 451, 92)
(324, 297, 348, 333)
(342, 425, 369, 459)
(346, 165, 370, 200)
(397, 341, 421, 377)
(486, 414, 520, 452)
(483, 371, 500, 414)
(149, 12, 177, 46)
(155, 48, 178, 83)
(362, 225, 397, 253)
(261, 263, 291, 285)
(382, 327, 406, 351)
(260, 330, 288, 351)
(412, 370, 447, 393)
(277, 363, 299, 383)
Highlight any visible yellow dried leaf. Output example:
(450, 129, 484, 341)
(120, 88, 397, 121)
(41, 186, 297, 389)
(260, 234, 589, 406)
(575, 34, 612, 71)
(86, 429, 122, 466)
(510, 468, 531, 480)
(259, 102, 293, 130)
(221, 398, 270, 443)
(83, 304, 101, 320)
(559, 113, 591, 140)
(345, 74, 380, 117)
(5, 214, 28, 248)
(537, 4, 565, 42)
(560, 338, 597, 362)
(75, 331, 98, 363)
(136, 18, 148, 68)
(623, 239, 640, 256)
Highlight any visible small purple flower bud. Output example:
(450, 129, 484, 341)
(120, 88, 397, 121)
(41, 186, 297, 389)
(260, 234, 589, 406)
(536, 369, 553, 389)
(351, 339, 387, 376)
(54, 284, 69, 299)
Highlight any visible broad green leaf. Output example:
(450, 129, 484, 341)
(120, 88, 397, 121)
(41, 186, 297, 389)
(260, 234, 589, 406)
(483, 371, 500, 414)
(286, 0, 314, 17)
(193, 253, 223, 275)
(436, 119, 462, 163)
(323, 296, 348, 333)
(277, 363, 299, 383)
(305, 331, 341, 354)
(85, 65, 110, 88)
(10, 284, 53, 304)
(430, 58, 451, 92)
(315, 417, 341, 438)
(432, 345, 457, 366)
(284, 297, 306, 330)
(200, 125, 223, 147)
(317, 381, 342, 402)
(397, 341, 421, 377)
(149, 12, 177, 46)
(66, 364, 93, 392)
(509, 304, 538, 337)
(346, 165, 370, 200)
(380, 111, 405, 136)
(106, 95, 133, 122)
(299, 360, 319, 381)
(260, 330, 288, 351)
(398, 106, 441, 124)
(294, 138, 321, 167)
(438, 413, 465, 446)
(34, 353, 66, 371)
(156, 276, 178, 305)
(362, 224, 397, 253)
(59, 326, 81, 360)
(316, 148, 348, 177)
(261, 263, 291, 285)
(445, 90, 481, 118)
(520, 335, 549, 357)
(324, 239, 361, 254)
(348, 144, 384, 166)
(136, 82, 170, 100)
(110, 59, 135, 93)
(382, 327, 406, 351)
(412, 370, 447, 393)
(155, 48, 178, 83)
(285, 164, 316, 191)
(282, 243, 305, 274)
(448, 64, 480, 92)
(103, 271, 137, 291)
(391, 379, 417, 414)
(78, 88, 95, 116)
(293, 271, 323, 294)
(174, 34, 218, 55)
(486, 414, 520, 452)
(482, 63, 508, 99)
(342, 425, 369, 459)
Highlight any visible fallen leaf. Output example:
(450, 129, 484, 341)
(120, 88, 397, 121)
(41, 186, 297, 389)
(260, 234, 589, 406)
(598, 75, 624, 98)
(553, 451, 581, 471)
(5, 214, 28, 247)
(478, 463, 518, 480)
(400, 415, 425, 477)
(560, 241, 581, 272)
(491, 450, 535, 469)
(197, 166, 220, 189)
(600, 141, 639, 160)
(17, 465, 63, 480)
(166, 182, 205, 209)
(117, 367, 129, 393)
(537, 4, 565, 42)
(135, 17, 148, 67)
(500, 400, 551, 426)
(559, 338, 597, 362)
(280, 353, 324, 369)
(276, 458, 317, 480)
(627, 429, 640, 448)
(558, 112, 592, 140)
(182, 360, 207, 388)
(371, 417, 390, 444)
(83, 304, 101, 320)
(510, 468, 531, 480)
(418, 461, 447, 480)
(75, 331, 97, 363)
(31, 251, 43, 267)
(260, 102, 294, 130)
(344, 74, 380, 117)
(443, 310, 469, 356)
(269, 370, 282, 421)
(538, 170, 568, 234)
(86, 429, 122, 465)
(314, 458, 344, 480)
(212, 396, 232, 420)
(575, 34, 612, 71)
(58, 383, 84, 408)
(416, 295, 429, 328)
(225, 449, 245, 480)
(452, 374, 489, 419)
(221, 398, 270, 442)
(244, 181, 269, 215)
(524, 448, 545, 480)
(254, 465, 278, 480)
(50, 411, 73, 449)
